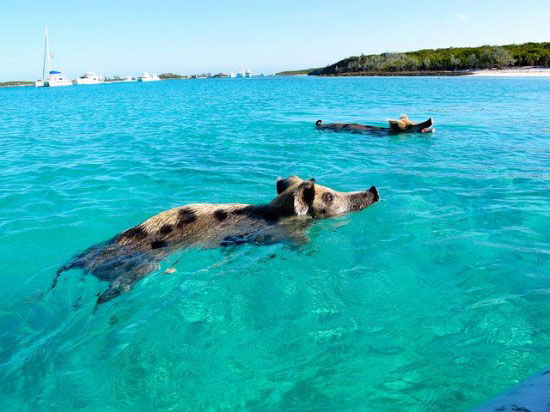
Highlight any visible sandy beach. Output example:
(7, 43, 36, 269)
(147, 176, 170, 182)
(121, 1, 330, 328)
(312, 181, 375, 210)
(471, 66, 550, 77)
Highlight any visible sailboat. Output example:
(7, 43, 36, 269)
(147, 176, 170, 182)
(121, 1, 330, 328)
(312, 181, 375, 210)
(35, 27, 72, 87)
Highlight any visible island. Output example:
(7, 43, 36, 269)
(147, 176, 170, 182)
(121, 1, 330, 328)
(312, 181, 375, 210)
(286, 42, 550, 77)
(0, 81, 34, 88)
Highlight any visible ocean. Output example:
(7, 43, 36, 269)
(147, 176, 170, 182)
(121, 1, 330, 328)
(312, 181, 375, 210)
(0, 76, 549, 410)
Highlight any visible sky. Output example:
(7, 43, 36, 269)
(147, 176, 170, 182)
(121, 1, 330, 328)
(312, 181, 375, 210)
(1, 0, 549, 81)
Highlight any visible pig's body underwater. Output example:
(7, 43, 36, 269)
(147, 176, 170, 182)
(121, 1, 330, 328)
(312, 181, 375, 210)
(52, 176, 380, 304)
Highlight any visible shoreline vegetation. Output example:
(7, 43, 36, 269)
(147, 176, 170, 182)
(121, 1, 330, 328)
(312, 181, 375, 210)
(310, 71, 467, 77)
(275, 68, 317, 76)
(0, 81, 34, 88)
(305, 42, 550, 76)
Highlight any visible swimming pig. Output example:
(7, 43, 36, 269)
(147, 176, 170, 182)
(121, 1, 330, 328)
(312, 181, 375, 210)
(316, 115, 434, 134)
(51, 176, 380, 304)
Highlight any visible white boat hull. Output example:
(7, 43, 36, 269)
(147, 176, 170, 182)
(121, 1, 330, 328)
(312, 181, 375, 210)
(74, 79, 103, 85)
(45, 78, 73, 87)
(137, 72, 161, 82)
(74, 72, 104, 85)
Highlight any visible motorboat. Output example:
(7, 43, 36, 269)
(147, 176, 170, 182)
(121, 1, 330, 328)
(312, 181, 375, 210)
(74, 72, 104, 85)
(137, 72, 161, 82)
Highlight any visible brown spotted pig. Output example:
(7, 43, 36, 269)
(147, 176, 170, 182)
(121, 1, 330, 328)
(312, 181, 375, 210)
(51, 176, 380, 304)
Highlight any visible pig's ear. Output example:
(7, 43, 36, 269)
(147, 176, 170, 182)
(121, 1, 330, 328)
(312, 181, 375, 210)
(293, 181, 315, 215)
(276, 175, 302, 194)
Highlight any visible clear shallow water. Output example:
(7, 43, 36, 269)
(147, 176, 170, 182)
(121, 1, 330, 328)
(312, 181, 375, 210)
(0, 77, 549, 411)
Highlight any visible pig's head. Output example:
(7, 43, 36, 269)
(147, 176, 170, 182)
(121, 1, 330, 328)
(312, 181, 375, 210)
(271, 175, 379, 218)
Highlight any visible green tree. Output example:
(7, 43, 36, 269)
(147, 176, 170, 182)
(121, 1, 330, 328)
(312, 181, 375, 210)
(493, 47, 515, 68)
(468, 54, 478, 69)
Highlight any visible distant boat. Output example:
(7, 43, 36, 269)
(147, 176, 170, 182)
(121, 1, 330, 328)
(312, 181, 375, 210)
(137, 72, 161, 82)
(122, 76, 136, 82)
(36, 27, 72, 88)
(245, 68, 252, 78)
(229, 72, 236, 78)
(74, 72, 104, 85)
(46, 72, 73, 87)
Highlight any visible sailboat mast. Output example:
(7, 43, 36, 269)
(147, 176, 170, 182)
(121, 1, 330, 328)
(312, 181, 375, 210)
(45, 27, 52, 76)
(42, 27, 48, 81)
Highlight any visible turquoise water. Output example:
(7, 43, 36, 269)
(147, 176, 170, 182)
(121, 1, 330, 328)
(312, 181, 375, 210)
(0, 77, 549, 411)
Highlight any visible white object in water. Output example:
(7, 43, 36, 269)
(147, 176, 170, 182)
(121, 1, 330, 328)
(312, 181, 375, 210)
(36, 27, 72, 87)
(74, 72, 104, 85)
(45, 74, 73, 87)
(137, 72, 161, 82)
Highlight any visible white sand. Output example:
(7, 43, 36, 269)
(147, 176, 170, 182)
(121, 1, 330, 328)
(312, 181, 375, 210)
(470, 67, 550, 77)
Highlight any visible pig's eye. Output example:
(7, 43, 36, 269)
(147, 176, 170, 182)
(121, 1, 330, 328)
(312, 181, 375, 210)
(323, 193, 334, 204)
